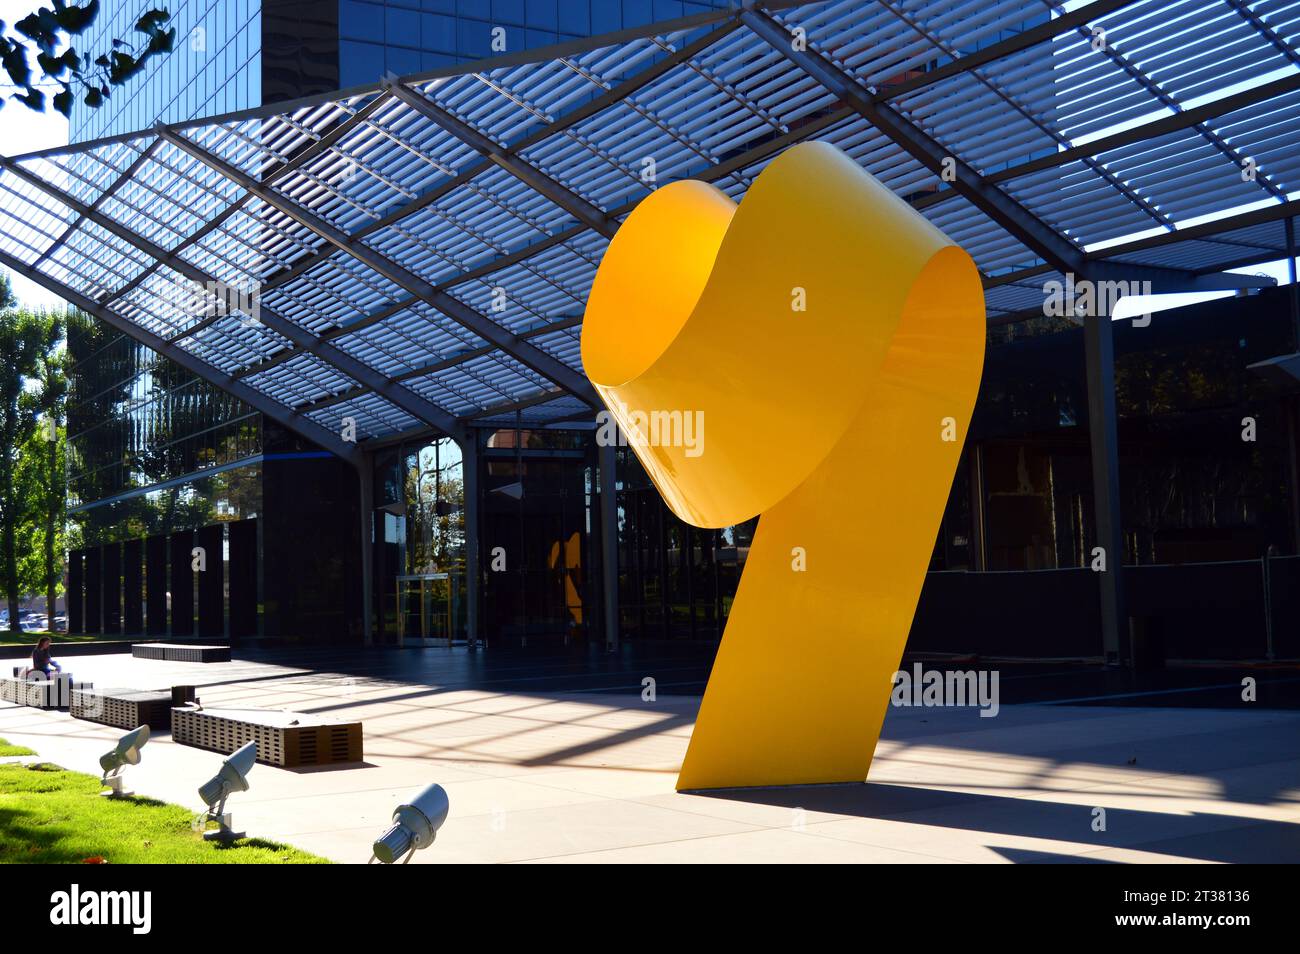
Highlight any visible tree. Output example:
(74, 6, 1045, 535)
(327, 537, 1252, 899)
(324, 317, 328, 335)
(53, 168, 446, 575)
(0, 274, 55, 632)
(14, 421, 66, 609)
(31, 313, 67, 624)
(0, 2, 174, 117)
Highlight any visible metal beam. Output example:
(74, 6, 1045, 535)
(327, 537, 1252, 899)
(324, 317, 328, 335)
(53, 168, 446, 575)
(423, 60, 1291, 312)
(107, 93, 394, 312)
(742, 5, 1087, 276)
(232, 296, 416, 380)
(742, 5, 1254, 299)
(1087, 260, 1275, 294)
(1287, 216, 1299, 348)
(268, 102, 844, 366)
(35, 139, 161, 269)
(1041, 0, 1287, 202)
(251, 22, 740, 297)
(1224, 0, 1300, 68)
(395, 107, 852, 307)
(302, 71, 1252, 384)
(972, 72, 1300, 198)
(157, 125, 600, 406)
(1096, 197, 1300, 262)
(384, 79, 619, 239)
(0, 152, 463, 436)
(357, 451, 375, 647)
(873, 0, 1141, 104)
(987, 262, 1277, 306)
(465, 388, 572, 421)
(284, 316, 585, 418)
(880, 0, 1170, 232)
(0, 246, 364, 465)
(35, 0, 1136, 313)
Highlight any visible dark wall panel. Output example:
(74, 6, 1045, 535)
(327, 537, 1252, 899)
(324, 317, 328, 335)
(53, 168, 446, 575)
(197, 524, 225, 640)
(1270, 555, 1300, 659)
(1126, 562, 1267, 660)
(67, 549, 84, 634)
(908, 561, 1287, 661)
(262, 455, 361, 643)
(169, 531, 194, 638)
(84, 546, 102, 634)
(123, 538, 143, 635)
(101, 542, 121, 636)
(908, 569, 1102, 658)
(145, 534, 167, 637)
(261, 0, 339, 105)
(228, 518, 258, 640)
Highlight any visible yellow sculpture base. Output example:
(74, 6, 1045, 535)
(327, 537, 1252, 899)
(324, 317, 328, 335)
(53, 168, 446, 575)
(582, 142, 985, 791)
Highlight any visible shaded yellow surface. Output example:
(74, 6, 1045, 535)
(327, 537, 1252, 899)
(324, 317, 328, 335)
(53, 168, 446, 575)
(583, 142, 985, 790)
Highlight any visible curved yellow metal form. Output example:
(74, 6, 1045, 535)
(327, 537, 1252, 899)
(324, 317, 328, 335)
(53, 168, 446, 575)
(582, 141, 985, 790)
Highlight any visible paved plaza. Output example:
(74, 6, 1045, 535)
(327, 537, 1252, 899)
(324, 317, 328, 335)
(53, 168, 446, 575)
(2, 648, 1298, 863)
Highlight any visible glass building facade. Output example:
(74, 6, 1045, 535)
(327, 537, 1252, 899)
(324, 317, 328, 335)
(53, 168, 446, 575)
(337, 0, 729, 85)
(363, 423, 757, 647)
(66, 313, 261, 520)
(68, 0, 264, 144)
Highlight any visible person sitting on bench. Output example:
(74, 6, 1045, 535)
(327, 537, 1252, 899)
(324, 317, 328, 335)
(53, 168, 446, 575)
(31, 637, 61, 678)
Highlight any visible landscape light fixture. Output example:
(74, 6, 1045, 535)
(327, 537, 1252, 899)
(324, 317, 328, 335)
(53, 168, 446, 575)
(370, 783, 450, 863)
(99, 725, 149, 797)
(196, 741, 257, 842)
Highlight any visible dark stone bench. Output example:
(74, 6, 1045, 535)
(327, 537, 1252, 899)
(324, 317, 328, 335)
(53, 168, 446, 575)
(132, 643, 231, 663)
(70, 688, 172, 729)
(70, 685, 197, 729)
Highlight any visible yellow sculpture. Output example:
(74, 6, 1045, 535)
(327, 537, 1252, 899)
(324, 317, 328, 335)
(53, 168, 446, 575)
(582, 142, 985, 790)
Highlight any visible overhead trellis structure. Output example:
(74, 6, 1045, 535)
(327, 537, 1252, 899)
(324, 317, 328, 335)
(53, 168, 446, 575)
(1, 0, 1298, 464)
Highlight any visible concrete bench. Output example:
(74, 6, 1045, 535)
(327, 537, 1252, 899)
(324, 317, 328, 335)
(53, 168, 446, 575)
(131, 643, 231, 663)
(70, 687, 178, 729)
(172, 705, 363, 768)
(0, 673, 92, 709)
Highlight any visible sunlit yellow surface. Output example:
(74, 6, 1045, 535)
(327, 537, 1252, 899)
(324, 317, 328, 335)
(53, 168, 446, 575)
(583, 142, 985, 790)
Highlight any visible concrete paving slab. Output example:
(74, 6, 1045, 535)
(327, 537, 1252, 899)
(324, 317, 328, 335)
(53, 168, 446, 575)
(2, 649, 1299, 863)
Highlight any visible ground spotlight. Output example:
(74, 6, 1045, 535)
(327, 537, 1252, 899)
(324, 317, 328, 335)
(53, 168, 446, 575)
(370, 783, 449, 864)
(99, 725, 149, 797)
(196, 741, 257, 842)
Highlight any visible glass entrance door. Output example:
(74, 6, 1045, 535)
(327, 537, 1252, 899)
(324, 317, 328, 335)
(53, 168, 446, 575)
(395, 573, 458, 646)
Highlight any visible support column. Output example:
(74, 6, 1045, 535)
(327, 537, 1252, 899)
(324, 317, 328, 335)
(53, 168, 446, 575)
(968, 443, 987, 572)
(358, 453, 374, 647)
(1084, 310, 1127, 664)
(599, 439, 620, 652)
(1284, 219, 1300, 554)
(67, 550, 84, 634)
(460, 430, 480, 650)
(1286, 216, 1299, 348)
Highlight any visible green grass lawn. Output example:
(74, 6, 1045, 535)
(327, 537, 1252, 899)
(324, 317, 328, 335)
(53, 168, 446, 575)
(0, 631, 116, 646)
(0, 740, 35, 757)
(0, 743, 329, 864)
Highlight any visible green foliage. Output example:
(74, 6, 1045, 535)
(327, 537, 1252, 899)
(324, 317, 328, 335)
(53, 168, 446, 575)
(0, 629, 100, 644)
(15, 422, 66, 596)
(0, 2, 175, 117)
(0, 285, 66, 627)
